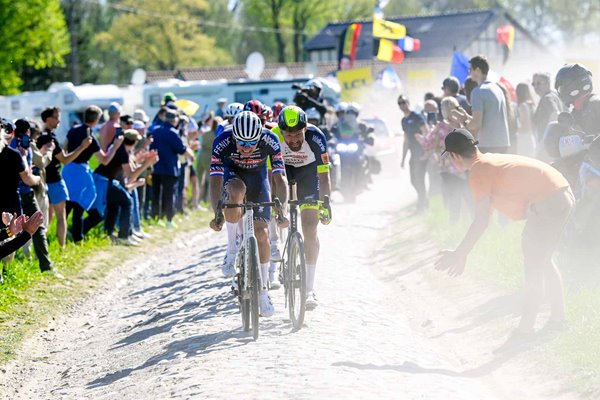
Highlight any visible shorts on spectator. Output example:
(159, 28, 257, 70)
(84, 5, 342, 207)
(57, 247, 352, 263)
(47, 180, 70, 205)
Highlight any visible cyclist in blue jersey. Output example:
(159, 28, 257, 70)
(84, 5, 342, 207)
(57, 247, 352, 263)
(209, 111, 289, 317)
(273, 106, 332, 309)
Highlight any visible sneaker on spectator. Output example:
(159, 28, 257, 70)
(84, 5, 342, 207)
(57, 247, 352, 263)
(306, 291, 318, 310)
(221, 253, 237, 277)
(166, 220, 177, 229)
(270, 241, 282, 262)
(113, 236, 140, 247)
(269, 267, 281, 290)
(259, 291, 275, 317)
(43, 268, 65, 280)
(134, 229, 151, 239)
(129, 235, 143, 245)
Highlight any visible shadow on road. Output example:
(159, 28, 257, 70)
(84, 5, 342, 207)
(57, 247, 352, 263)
(88, 328, 252, 389)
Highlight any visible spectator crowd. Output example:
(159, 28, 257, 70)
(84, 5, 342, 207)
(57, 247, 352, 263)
(0, 94, 223, 282)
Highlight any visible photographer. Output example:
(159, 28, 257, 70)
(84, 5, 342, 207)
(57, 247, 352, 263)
(8, 119, 56, 275)
(293, 79, 328, 118)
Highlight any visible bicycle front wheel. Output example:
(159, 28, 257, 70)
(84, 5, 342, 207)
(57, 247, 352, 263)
(287, 232, 306, 330)
(248, 236, 260, 340)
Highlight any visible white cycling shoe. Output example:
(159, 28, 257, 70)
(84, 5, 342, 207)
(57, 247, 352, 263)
(306, 291, 318, 311)
(259, 291, 275, 317)
(221, 253, 237, 278)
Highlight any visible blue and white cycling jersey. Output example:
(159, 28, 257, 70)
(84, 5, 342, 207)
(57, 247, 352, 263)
(210, 128, 285, 177)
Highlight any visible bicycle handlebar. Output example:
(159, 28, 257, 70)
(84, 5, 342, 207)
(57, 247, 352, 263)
(214, 198, 286, 224)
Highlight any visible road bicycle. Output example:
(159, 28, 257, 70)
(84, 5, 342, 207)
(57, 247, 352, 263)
(277, 181, 331, 330)
(214, 199, 283, 340)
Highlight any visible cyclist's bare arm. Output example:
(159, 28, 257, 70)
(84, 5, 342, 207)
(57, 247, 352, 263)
(318, 172, 331, 200)
(271, 172, 288, 205)
(210, 175, 224, 212)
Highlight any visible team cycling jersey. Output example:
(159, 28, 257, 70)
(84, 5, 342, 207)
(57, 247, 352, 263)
(210, 128, 285, 177)
(271, 124, 330, 203)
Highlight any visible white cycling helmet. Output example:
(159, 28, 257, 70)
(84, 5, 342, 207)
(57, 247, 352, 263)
(232, 111, 263, 142)
(224, 102, 244, 118)
(347, 102, 361, 115)
(305, 107, 321, 121)
(335, 102, 348, 113)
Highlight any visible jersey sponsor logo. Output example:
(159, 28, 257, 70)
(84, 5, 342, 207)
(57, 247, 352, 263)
(272, 153, 284, 162)
(311, 134, 326, 152)
(211, 155, 221, 165)
(262, 133, 280, 151)
(214, 137, 231, 154)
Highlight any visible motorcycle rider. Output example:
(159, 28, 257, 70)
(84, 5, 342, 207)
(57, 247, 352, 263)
(293, 79, 328, 118)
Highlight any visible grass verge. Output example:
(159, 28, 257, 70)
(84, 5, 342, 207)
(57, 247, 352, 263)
(0, 209, 210, 365)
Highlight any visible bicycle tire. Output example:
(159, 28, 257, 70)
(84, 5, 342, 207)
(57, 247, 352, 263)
(239, 248, 250, 332)
(248, 236, 260, 340)
(287, 232, 306, 330)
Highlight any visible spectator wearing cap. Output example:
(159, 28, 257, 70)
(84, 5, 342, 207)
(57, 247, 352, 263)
(84, 129, 158, 245)
(215, 98, 228, 118)
(99, 102, 122, 151)
(133, 109, 150, 126)
(451, 56, 510, 154)
(442, 76, 471, 114)
(8, 119, 55, 274)
(149, 109, 195, 226)
(436, 128, 574, 340)
(37, 107, 92, 248)
(398, 95, 430, 212)
(63, 105, 124, 243)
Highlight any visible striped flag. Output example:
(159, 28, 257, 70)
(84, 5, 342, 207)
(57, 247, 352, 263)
(376, 39, 404, 63)
(344, 23, 363, 64)
(398, 36, 421, 52)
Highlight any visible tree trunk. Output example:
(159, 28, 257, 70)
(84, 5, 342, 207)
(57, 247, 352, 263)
(271, 0, 286, 63)
(65, 0, 81, 84)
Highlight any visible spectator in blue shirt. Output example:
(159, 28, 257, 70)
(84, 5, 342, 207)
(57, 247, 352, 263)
(149, 109, 195, 226)
(63, 105, 124, 242)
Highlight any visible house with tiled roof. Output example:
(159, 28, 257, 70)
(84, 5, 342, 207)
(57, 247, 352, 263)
(304, 8, 548, 64)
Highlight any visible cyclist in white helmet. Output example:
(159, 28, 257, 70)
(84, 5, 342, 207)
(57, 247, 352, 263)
(209, 111, 289, 317)
(216, 102, 244, 137)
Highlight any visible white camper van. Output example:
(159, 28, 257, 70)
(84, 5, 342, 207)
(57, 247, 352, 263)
(0, 82, 124, 141)
(143, 77, 340, 120)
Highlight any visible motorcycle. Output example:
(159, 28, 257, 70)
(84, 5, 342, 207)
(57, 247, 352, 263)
(334, 133, 376, 203)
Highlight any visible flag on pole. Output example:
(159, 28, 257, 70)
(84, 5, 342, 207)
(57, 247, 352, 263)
(372, 16, 406, 40)
(450, 51, 470, 85)
(376, 39, 404, 63)
(496, 25, 515, 63)
(398, 36, 421, 52)
(344, 23, 363, 64)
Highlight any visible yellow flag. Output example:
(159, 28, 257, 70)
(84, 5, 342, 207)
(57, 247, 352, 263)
(174, 99, 200, 116)
(372, 16, 406, 40)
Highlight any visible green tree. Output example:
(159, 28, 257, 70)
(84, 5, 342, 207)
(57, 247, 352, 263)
(0, 0, 69, 94)
(94, 0, 232, 81)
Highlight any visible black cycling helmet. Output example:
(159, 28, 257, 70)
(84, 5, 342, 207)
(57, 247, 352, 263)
(554, 64, 593, 105)
(278, 105, 307, 132)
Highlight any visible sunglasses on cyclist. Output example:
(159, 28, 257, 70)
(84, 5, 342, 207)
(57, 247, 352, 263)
(237, 139, 259, 147)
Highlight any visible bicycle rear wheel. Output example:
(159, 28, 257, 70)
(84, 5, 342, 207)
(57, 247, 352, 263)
(287, 232, 306, 330)
(248, 237, 260, 340)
